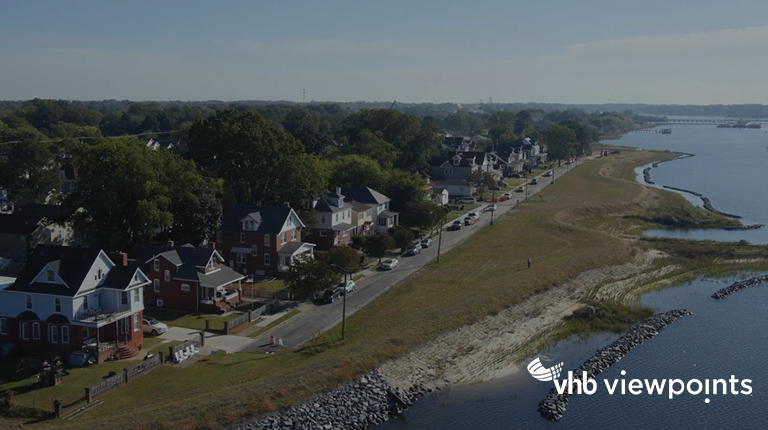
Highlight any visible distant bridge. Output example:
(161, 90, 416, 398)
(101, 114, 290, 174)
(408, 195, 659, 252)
(650, 116, 768, 125)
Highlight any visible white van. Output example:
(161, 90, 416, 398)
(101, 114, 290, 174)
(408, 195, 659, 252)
(457, 197, 476, 204)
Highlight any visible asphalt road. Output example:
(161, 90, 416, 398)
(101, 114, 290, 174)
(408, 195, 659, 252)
(242, 158, 588, 352)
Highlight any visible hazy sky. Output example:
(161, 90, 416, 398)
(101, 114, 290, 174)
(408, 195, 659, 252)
(3, 0, 768, 104)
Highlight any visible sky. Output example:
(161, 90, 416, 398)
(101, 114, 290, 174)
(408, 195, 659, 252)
(3, 0, 768, 105)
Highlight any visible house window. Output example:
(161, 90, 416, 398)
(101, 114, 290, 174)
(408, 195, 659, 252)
(134, 289, 140, 303)
(21, 323, 29, 340)
(164, 270, 170, 282)
(181, 284, 190, 292)
(55, 298, 62, 312)
(50, 326, 58, 343)
(120, 318, 128, 334)
(280, 233, 286, 244)
(0, 318, 6, 335)
(133, 313, 140, 332)
(98, 268, 103, 280)
(319, 230, 327, 237)
(237, 253, 246, 264)
(335, 214, 339, 222)
(32, 323, 40, 340)
(379, 218, 387, 227)
(121, 292, 128, 305)
(25, 295, 32, 310)
(62, 326, 69, 344)
(216, 231, 222, 243)
(83, 295, 88, 309)
(240, 232, 245, 243)
(153, 279, 160, 292)
(264, 254, 270, 265)
(291, 230, 297, 241)
(208, 259, 216, 271)
(251, 245, 258, 256)
(154, 259, 160, 272)
(321, 215, 326, 224)
(47, 269, 54, 282)
(264, 234, 270, 246)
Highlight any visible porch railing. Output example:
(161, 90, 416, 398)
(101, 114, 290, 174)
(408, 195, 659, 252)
(74, 304, 132, 323)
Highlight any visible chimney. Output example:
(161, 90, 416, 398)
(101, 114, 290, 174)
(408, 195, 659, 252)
(109, 252, 128, 267)
(166, 239, 174, 248)
(208, 241, 216, 250)
(336, 187, 341, 195)
(283, 201, 291, 208)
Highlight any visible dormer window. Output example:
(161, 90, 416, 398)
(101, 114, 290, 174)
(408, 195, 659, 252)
(208, 259, 216, 271)
(453, 157, 460, 166)
(46, 270, 54, 282)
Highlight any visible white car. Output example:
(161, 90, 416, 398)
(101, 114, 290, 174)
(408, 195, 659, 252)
(487, 204, 497, 212)
(339, 279, 356, 294)
(381, 259, 399, 270)
(142, 317, 168, 336)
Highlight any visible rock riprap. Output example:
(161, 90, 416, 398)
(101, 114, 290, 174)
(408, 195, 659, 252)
(711, 274, 768, 299)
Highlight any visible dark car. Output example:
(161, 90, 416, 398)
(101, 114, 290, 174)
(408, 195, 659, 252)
(322, 288, 343, 304)
(404, 244, 422, 256)
(448, 220, 463, 231)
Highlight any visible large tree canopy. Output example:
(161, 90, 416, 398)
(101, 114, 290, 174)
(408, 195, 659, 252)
(0, 141, 60, 204)
(187, 109, 329, 206)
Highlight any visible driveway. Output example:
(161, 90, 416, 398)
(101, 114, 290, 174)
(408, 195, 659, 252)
(158, 326, 256, 354)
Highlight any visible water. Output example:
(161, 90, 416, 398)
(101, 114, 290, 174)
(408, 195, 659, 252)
(377, 123, 768, 429)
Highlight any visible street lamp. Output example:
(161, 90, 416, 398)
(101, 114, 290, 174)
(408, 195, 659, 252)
(329, 263, 348, 340)
(431, 210, 446, 263)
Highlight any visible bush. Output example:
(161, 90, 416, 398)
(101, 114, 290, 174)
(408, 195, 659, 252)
(351, 234, 365, 248)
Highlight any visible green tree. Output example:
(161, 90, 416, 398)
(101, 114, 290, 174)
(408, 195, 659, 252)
(325, 247, 362, 271)
(514, 110, 533, 135)
(363, 234, 394, 263)
(385, 171, 428, 212)
(285, 257, 339, 299)
(390, 227, 414, 252)
(558, 119, 597, 155)
(187, 109, 329, 206)
(1, 141, 61, 204)
(543, 124, 577, 164)
(401, 201, 443, 237)
(330, 155, 388, 191)
(466, 170, 497, 198)
(167, 177, 224, 246)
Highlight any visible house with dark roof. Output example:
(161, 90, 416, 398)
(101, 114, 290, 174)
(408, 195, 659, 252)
(342, 187, 399, 234)
(0, 204, 74, 261)
(129, 244, 244, 313)
(0, 245, 150, 364)
(216, 205, 314, 276)
(303, 188, 356, 250)
(145, 138, 178, 151)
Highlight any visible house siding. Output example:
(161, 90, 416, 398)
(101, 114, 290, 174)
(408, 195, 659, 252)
(218, 227, 302, 276)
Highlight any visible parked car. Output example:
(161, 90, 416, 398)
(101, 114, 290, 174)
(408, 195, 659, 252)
(448, 220, 463, 231)
(464, 216, 477, 226)
(490, 186, 501, 191)
(381, 259, 399, 270)
(467, 212, 479, 219)
(323, 287, 343, 303)
(499, 196, 509, 202)
(339, 280, 356, 294)
(142, 317, 168, 336)
(404, 244, 422, 256)
(510, 173, 522, 178)
(543, 170, 553, 177)
(421, 238, 434, 248)
(457, 197, 476, 204)
(516, 186, 525, 193)
(503, 192, 512, 198)
(530, 178, 538, 185)
(487, 204, 497, 212)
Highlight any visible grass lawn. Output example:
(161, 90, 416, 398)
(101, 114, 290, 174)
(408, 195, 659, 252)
(29, 148, 763, 430)
(144, 308, 243, 332)
(141, 336, 165, 351)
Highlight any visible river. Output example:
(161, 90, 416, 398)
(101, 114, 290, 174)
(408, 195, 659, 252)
(377, 123, 768, 429)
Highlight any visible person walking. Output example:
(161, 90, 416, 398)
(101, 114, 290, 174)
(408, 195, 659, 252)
(527, 257, 532, 268)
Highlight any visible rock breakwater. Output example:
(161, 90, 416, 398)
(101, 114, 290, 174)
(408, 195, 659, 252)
(642, 167, 654, 184)
(711, 274, 768, 299)
(235, 371, 430, 430)
(662, 186, 741, 219)
(537, 309, 692, 421)
(723, 224, 765, 231)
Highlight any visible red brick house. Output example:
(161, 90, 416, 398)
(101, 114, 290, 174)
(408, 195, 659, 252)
(0, 245, 150, 365)
(130, 245, 245, 313)
(217, 205, 315, 276)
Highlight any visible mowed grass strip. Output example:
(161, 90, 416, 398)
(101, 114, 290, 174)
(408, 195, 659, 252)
(145, 308, 244, 332)
(23, 150, 693, 430)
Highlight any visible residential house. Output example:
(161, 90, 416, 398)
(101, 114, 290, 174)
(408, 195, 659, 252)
(0, 245, 150, 364)
(216, 205, 315, 276)
(349, 201, 375, 237)
(130, 245, 245, 313)
(436, 179, 475, 198)
(0, 204, 73, 261)
(303, 188, 357, 250)
(145, 138, 178, 151)
(59, 163, 77, 194)
(430, 188, 450, 205)
(442, 135, 475, 152)
(342, 186, 399, 234)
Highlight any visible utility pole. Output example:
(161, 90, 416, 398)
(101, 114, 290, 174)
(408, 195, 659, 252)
(436, 211, 445, 263)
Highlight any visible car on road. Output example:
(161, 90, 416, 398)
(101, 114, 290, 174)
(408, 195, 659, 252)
(467, 212, 479, 219)
(530, 178, 538, 185)
(498, 196, 509, 202)
(338, 280, 355, 295)
(448, 220, 463, 230)
(464, 216, 477, 226)
(142, 317, 168, 336)
(543, 170, 553, 177)
(503, 192, 512, 198)
(421, 238, 433, 248)
(516, 186, 524, 193)
(381, 259, 399, 270)
(486, 204, 497, 212)
(403, 244, 422, 256)
(323, 287, 343, 303)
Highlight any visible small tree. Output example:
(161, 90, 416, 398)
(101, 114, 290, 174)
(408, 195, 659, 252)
(285, 257, 339, 300)
(363, 234, 395, 264)
(326, 247, 362, 271)
(390, 227, 414, 252)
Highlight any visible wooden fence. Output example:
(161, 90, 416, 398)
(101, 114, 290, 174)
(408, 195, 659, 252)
(85, 351, 164, 403)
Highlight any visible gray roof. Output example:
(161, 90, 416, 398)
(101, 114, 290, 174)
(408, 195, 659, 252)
(131, 245, 243, 288)
(342, 186, 390, 205)
(349, 201, 373, 212)
(195, 266, 244, 289)
(378, 211, 399, 218)
(314, 200, 347, 214)
(221, 205, 301, 233)
(332, 223, 357, 231)
(277, 242, 315, 255)
(0, 214, 42, 235)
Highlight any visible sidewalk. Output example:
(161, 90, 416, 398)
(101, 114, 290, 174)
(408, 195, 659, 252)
(236, 302, 312, 337)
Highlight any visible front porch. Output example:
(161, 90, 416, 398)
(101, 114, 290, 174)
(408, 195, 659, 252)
(376, 211, 400, 234)
(277, 242, 316, 273)
(74, 312, 143, 365)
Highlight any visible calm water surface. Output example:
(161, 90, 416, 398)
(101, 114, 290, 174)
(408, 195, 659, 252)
(377, 123, 768, 429)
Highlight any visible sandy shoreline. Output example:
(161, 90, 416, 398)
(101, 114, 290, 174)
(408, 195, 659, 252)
(378, 249, 674, 391)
